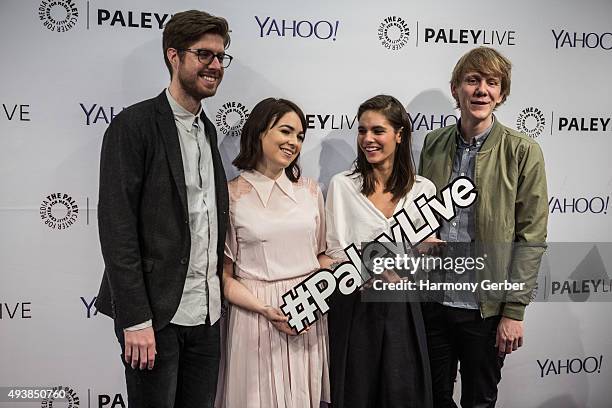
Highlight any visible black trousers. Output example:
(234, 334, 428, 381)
(115, 322, 220, 408)
(422, 303, 505, 408)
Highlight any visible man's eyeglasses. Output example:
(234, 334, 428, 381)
(178, 48, 233, 68)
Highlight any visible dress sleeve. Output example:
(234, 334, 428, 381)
(315, 182, 326, 255)
(224, 184, 238, 262)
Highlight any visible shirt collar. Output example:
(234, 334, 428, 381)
(456, 115, 495, 147)
(165, 88, 202, 131)
(241, 169, 296, 207)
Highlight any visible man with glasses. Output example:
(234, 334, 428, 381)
(95, 10, 232, 408)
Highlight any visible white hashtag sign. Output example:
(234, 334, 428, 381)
(280, 177, 478, 333)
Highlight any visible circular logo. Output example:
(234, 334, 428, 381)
(378, 16, 410, 50)
(41, 386, 80, 408)
(516, 107, 546, 138)
(38, 0, 79, 33)
(215, 102, 250, 137)
(39, 193, 79, 230)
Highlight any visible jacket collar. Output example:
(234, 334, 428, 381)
(450, 116, 504, 154)
(456, 117, 494, 146)
(477, 116, 503, 153)
(241, 170, 296, 207)
(154, 90, 188, 215)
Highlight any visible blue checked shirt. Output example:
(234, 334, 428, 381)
(438, 118, 494, 309)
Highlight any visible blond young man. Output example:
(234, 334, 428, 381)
(419, 47, 548, 408)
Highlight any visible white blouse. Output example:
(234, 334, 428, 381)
(325, 170, 437, 260)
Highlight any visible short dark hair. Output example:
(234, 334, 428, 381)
(352, 95, 416, 200)
(233, 98, 307, 182)
(162, 10, 230, 78)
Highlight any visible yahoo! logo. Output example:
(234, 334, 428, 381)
(81, 103, 124, 125)
(538, 355, 603, 378)
(81, 296, 98, 318)
(408, 112, 458, 132)
(549, 196, 610, 215)
(255, 16, 340, 41)
(552, 29, 612, 50)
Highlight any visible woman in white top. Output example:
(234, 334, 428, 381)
(321, 95, 435, 408)
(218, 98, 329, 408)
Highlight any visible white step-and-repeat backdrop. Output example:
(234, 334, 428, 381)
(1, 0, 611, 407)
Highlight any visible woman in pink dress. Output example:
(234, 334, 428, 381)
(219, 98, 330, 408)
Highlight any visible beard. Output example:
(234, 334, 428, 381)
(177, 68, 219, 101)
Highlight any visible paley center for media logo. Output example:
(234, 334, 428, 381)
(516, 107, 546, 138)
(306, 113, 357, 131)
(39, 0, 79, 32)
(41, 386, 80, 408)
(256, 16, 340, 41)
(421, 26, 517, 46)
(216, 102, 250, 138)
(378, 16, 410, 50)
(40, 193, 79, 230)
(515, 106, 611, 137)
(544, 244, 612, 303)
(375, 19, 517, 49)
(82, 388, 126, 408)
(556, 114, 612, 133)
(83, 3, 171, 30)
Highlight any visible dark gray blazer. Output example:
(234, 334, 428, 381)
(95, 90, 229, 330)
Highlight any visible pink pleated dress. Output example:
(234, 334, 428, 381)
(218, 170, 330, 408)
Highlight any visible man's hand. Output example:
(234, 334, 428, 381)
(381, 269, 402, 283)
(495, 317, 523, 357)
(416, 237, 446, 256)
(123, 326, 156, 370)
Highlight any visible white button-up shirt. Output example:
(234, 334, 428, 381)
(325, 170, 436, 260)
(166, 89, 220, 326)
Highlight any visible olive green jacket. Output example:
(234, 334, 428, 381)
(418, 119, 548, 320)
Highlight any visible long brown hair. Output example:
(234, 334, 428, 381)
(352, 95, 415, 200)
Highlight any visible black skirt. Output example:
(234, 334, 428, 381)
(328, 288, 434, 408)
